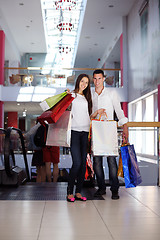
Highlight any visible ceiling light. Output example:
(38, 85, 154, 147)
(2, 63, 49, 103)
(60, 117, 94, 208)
(27, 67, 42, 70)
(59, 46, 72, 54)
(55, 0, 76, 11)
(57, 22, 73, 31)
(23, 111, 26, 117)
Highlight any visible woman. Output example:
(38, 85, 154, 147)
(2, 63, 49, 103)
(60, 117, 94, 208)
(67, 73, 92, 202)
(43, 146, 60, 182)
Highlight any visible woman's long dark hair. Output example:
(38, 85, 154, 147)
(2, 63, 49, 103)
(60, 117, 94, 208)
(74, 73, 92, 115)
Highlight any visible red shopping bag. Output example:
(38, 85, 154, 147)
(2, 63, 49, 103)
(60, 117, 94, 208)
(85, 154, 94, 180)
(37, 94, 74, 125)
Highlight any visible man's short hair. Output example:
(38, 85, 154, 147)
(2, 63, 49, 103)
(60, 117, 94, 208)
(93, 69, 105, 77)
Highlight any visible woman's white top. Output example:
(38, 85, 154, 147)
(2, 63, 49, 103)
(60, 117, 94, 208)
(71, 93, 90, 132)
(92, 88, 128, 126)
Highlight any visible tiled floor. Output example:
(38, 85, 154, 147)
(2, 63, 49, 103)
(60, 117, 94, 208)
(0, 186, 160, 240)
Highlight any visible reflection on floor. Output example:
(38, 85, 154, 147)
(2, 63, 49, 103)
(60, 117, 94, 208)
(0, 185, 160, 240)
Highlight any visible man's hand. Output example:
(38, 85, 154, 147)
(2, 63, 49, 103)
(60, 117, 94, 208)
(90, 108, 106, 119)
(122, 123, 129, 141)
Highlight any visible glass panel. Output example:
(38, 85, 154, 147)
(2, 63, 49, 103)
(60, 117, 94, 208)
(140, 6, 148, 53)
(145, 95, 154, 155)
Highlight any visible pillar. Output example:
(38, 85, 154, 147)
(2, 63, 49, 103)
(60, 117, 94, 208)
(121, 102, 128, 118)
(0, 30, 5, 85)
(0, 31, 5, 128)
(0, 101, 4, 128)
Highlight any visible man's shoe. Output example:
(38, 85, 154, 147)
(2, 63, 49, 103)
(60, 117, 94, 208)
(111, 191, 119, 200)
(94, 189, 106, 197)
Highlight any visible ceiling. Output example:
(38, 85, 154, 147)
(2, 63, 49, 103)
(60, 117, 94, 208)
(0, 0, 136, 116)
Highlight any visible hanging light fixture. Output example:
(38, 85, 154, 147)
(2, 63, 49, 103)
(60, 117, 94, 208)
(57, 22, 73, 31)
(59, 46, 72, 54)
(55, 0, 76, 11)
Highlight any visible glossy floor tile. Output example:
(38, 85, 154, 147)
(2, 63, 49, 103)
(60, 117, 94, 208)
(0, 186, 160, 240)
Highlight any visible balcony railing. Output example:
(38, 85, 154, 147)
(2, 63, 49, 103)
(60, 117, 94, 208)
(4, 67, 122, 88)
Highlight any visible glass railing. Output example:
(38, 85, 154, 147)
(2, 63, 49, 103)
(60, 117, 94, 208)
(4, 67, 122, 88)
(125, 122, 160, 186)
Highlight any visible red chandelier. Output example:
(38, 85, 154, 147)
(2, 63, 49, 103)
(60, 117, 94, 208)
(59, 46, 72, 54)
(55, 0, 76, 11)
(57, 22, 73, 31)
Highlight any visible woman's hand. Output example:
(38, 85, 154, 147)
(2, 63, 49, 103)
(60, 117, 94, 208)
(97, 108, 106, 116)
(65, 88, 71, 94)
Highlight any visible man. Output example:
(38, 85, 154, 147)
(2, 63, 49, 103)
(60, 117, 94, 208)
(91, 69, 128, 199)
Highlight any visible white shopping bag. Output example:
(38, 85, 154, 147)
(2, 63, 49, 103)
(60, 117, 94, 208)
(92, 120, 118, 156)
(46, 111, 71, 147)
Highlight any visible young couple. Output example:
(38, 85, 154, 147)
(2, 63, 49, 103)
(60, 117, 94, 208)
(67, 69, 128, 202)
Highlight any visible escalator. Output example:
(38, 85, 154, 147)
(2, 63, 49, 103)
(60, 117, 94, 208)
(0, 127, 30, 186)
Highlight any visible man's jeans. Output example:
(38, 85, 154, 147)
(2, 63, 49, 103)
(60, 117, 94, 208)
(93, 156, 119, 192)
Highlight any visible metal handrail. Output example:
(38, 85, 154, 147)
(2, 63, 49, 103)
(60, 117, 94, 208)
(4, 127, 30, 180)
(127, 122, 160, 127)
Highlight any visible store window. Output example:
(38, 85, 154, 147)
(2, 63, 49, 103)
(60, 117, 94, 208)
(135, 101, 142, 153)
(144, 95, 154, 155)
(129, 90, 158, 157)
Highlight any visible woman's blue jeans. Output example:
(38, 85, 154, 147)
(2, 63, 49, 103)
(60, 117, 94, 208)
(93, 156, 119, 193)
(68, 130, 89, 194)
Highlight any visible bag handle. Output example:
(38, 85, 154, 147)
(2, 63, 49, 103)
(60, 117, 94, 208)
(122, 136, 130, 146)
(98, 112, 108, 121)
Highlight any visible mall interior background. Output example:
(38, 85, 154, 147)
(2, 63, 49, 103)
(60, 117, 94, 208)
(0, 0, 160, 185)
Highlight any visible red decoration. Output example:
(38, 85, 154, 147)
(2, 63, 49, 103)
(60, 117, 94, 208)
(57, 22, 73, 31)
(59, 46, 72, 54)
(55, 0, 76, 11)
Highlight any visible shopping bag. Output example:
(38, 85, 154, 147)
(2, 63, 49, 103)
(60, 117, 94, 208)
(117, 152, 124, 177)
(40, 92, 67, 111)
(38, 94, 74, 124)
(120, 144, 142, 188)
(91, 120, 118, 156)
(85, 154, 94, 180)
(46, 111, 71, 147)
(117, 140, 128, 178)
